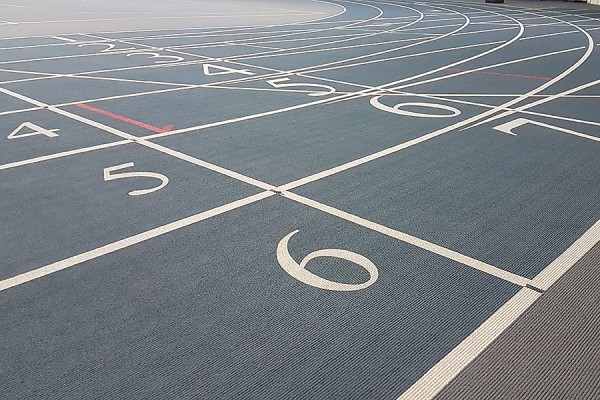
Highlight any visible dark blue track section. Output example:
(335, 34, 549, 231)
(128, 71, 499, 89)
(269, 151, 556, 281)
(1, 0, 599, 399)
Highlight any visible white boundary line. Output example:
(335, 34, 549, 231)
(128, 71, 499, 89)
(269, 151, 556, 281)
(0, 3, 599, 398)
(0, 140, 131, 171)
(0, 191, 275, 292)
(532, 220, 600, 291)
(398, 219, 600, 400)
(0, 86, 276, 190)
(283, 192, 530, 286)
(398, 287, 542, 399)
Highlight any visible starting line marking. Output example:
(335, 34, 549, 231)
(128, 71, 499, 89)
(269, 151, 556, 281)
(0, 2, 599, 399)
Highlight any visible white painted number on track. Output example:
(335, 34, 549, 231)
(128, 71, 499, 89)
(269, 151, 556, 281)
(126, 52, 184, 64)
(277, 230, 379, 292)
(266, 78, 336, 97)
(202, 63, 254, 76)
(370, 96, 461, 118)
(494, 118, 600, 142)
(7, 122, 59, 139)
(78, 42, 135, 53)
(103, 162, 169, 196)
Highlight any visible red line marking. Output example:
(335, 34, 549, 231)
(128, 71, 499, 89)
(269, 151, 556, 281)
(445, 67, 552, 81)
(75, 103, 173, 133)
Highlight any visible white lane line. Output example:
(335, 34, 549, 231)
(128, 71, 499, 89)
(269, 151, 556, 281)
(164, 27, 369, 51)
(392, 91, 600, 130)
(142, 95, 336, 139)
(308, 40, 505, 74)
(338, 37, 576, 100)
(130, 26, 350, 47)
(283, 192, 530, 286)
(112, 19, 360, 41)
(462, 13, 595, 129)
(467, 76, 600, 131)
(157, 0, 395, 65)
(312, 12, 523, 103)
(204, 33, 363, 47)
(70, 74, 192, 88)
(0, 67, 59, 77)
(0, 13, 351, 42)
(397, 287, 542, 400)
(52, 36, 77, 43)
(453, 26, 517, 36)
(0, 86, 275, 190)
(224, 34, 433, 62)
(236, 42, 282, 51)
(141, 140, 275, 191)
(228, 9, 498, 63)
(125, 5, 474, 98)
(0, 191, 274, 292)
(410, 93, 600, 99)
(0, 140, 132, 171)
(0, 11, 499, 91)
(0, 87, 46, 107)
(532, 220, 600, 291)
(475, 77, 600, 127)
(10, 13, 326, 25)
(220, 4, 424, 59)
(0, 86, 194, 118)
(275, 83, 560, 192)
(223, 5, 426, 63)
(398, 221, 600, 400)
(521, 30, 578, 41)
(70, 60, 209, 79)
(323, 41, 581, 113)
(0, 107, 40, 116)
(0, 47, 165, 66)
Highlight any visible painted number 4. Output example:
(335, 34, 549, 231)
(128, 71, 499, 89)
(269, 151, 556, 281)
(7, 122, 59, 139)
(103, 162, 169, 196)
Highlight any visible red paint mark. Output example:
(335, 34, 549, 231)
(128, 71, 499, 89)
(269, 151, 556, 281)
(445, 67, 552, 81)
(75, 103, 173, 133)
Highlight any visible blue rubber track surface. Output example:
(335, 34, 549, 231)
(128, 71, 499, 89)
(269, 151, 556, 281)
(0, 0, 599, 399)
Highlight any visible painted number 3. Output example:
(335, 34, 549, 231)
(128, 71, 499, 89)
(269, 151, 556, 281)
(277, 230, 379, 291)
(103, 162, 169, 196)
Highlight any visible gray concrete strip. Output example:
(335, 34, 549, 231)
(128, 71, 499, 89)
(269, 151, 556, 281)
(435, 243, 600, 400)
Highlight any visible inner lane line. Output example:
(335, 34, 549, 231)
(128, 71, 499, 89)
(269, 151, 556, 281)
(0, 140, 132, 171)
(283, 191, 531, 287)
(443, 67, 552, 81)
(0, 192, 275, 292)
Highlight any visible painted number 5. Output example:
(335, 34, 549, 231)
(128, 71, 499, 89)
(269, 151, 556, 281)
(277, 230, 378, 291)
(103, 162, 169, 196)
(266, 78, 336, 97)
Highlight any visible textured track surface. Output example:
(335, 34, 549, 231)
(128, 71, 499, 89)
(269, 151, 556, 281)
(436, 243, 600, 400)
(0, 0, 599, 399)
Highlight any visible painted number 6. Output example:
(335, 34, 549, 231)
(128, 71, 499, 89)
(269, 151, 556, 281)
(277, 230, 379, 291)
(370, 96, 461, 118)
(104, 162, 169, 196)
